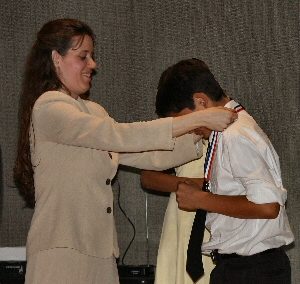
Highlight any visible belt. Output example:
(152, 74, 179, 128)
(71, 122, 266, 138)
(210, 248, 281, 264)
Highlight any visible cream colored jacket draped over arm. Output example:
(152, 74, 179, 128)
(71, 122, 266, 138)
(27, 91, 201, 259)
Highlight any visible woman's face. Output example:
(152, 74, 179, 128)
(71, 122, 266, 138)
(52, 35, 97, 99)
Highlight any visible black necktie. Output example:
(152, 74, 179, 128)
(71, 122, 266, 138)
(186, 136, 216, 283)
(186, 185, 208, 282)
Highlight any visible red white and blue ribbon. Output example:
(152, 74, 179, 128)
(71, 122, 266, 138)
(204, 131, 218, 184)
(234, 104, 245, 113)
(203, 103, 245, 191)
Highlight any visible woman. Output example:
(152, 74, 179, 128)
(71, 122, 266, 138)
(13, 19, 236, 284)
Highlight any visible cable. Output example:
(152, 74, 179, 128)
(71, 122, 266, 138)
(116, 178, 136, 265)
(145, 192, 150, 266)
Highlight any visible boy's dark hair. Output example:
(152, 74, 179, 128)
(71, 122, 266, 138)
(156, 58, 226, 117)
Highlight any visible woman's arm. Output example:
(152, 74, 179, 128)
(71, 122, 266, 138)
(35, 91, 236, 153)
(172, 106, 237, 137)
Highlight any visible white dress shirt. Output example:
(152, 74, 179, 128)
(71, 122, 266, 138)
(202, 100, 294, 256)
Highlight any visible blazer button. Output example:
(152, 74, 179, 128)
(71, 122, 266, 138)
(107, 207, 112, 213)
(106, 179, 111, 185)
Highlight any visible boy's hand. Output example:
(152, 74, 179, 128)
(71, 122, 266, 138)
(176, 179, 203, 211)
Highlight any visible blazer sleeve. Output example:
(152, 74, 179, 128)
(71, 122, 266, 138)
(33, 91, 175, 152)
(119, 134, 202, 171)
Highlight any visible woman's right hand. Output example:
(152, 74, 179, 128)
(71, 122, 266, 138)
(198, 106, 237, 132)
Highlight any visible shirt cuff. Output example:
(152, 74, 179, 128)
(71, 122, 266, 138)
(195, 141, 203, 158)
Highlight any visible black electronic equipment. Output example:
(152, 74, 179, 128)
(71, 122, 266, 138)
(0, 262, 155, 283)
(0, 261, 26, 284)
(118, 265, 155, 284)
(119, 277, 154, 284)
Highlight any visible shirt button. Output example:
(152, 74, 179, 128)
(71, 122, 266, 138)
(106, 179, 111, 185)
(107, 207, 112, 213)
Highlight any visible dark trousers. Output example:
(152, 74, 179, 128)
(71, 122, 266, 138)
(210, 248, 291, 284)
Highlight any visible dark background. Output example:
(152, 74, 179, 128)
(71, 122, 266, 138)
(1, 1, 299, 282)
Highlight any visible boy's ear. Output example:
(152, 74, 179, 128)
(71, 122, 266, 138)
(193, 93, 208, 109)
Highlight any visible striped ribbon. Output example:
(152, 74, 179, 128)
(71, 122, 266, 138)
(203, 103, 244, 191)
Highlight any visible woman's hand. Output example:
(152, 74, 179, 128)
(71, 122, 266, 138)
(198, 107, 237, 132)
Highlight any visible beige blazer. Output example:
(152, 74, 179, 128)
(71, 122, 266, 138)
(27, 91, 201, 259)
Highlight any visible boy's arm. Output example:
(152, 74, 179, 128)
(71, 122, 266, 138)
(176, 179, 280, 219)
(141, 170, 204, 193)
